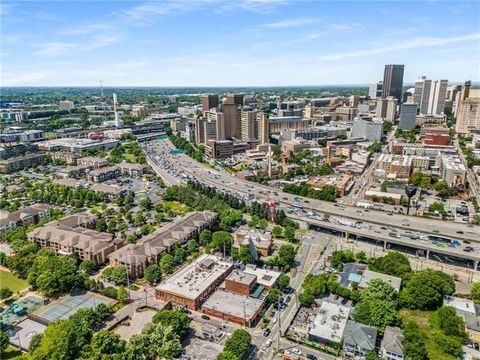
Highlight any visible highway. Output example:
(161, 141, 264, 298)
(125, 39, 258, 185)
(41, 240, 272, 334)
(142, 139, 480, 246)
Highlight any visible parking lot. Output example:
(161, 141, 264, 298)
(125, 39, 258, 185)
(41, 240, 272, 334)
(114, 308, 156, 341)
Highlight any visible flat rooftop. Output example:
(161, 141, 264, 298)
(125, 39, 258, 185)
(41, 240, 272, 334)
(226, 270, 257, 286)
(358, 269, 402, 292)
(443, 295, 476, 315)
(157, 254, 233, 300)
(243, 266, 281, 288)
(309, 301, 351, 343)
(201, 289, 263, 320)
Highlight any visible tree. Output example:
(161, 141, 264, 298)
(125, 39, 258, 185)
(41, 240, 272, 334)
(216, 351, 240, 360)
(152, 310, 190, 338)
(258, 218, 268, 231)
(208, 231, 233, 255)
(199, 229, 212, 246)
(95, 219, 107, 232)
(223, 329, 251, 360)
(365, 351, 380, 360)
(134, 211, 145, 226)
(126, 322, 181, 360)
(79, 260, 97, 275)
(117, 286, 129, 304)
(330, 250, 355, 271)
(0, 287, 13, 299)
(144, 264, 162, 285)
(361, 279, 398, 306)
(28, 333, 43, 353)
(277, 274, 290, 291)
(400, 269, 455, 310)
(139, 197, 153, 210)
(372, 252, 411, 278)
(299, 292, 315, 307)
(102, 267, 128, 286)
(381, 181, 389, 192)
(272, 225, 283, 238)
(284, 226, 296, 242)
(268, 288, 282, 304)
(277, 245, 296, 270)
(437, 306, 466, 338)
(471, 282, 480, 304)
(428, 201, 447, 218)
(87, 330, 126, 360)
(352, 299, 400, 334)
(160, 254, 176, 274)
(403, 321, 428, 360)
(0, 331, 8, 353)
(236, 246, 253, 264)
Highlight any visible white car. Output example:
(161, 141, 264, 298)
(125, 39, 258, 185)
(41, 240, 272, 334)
(265, 339, 272, 348)
(291, 348, 302, 355)
(271, 317, 278, 324)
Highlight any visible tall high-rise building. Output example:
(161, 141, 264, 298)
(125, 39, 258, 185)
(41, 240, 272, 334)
(386, 97, 398, 122)
(455, 82, 480, 135)
(241, 110, 256, 141)
(369, 81, 383, 99)
(205, 110, 225, 141)
(376, 97, 397, 122)
(349, 95, 360, 108)
(399, 103, 417, 130)
(414, 77, 448, 115)
(224, 94, 244, 106)
(382, 64, 404, 101)
(201, 94, 219, 114)
(195, 118, 205, 144)
(223, 103, 241, 139)
(257, 113, 270, 145)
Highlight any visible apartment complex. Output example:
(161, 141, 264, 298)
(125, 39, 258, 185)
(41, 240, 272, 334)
(28, 213, 122, 263)
(109, 211, 217, 278)
(0, 153, 47, 174)
(0, 204, 50, 234)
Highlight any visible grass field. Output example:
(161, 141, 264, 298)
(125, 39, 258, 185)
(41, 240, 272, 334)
(400, 309, 458, 360)
(0, 270, 29, 293)
(162, 201, 191, 215)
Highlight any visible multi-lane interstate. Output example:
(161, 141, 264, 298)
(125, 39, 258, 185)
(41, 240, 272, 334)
(142, 138, 480, 268)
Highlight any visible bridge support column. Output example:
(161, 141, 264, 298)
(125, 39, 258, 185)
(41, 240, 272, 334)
(475, 261, 478, 271)
(383, 241, 387, 251)
(426, 250, 430, 260)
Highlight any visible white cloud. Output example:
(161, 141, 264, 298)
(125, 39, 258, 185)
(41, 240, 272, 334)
(34, 42, 77, 56)
(320, 33, 480, 61)
(261, 17, 317, 28)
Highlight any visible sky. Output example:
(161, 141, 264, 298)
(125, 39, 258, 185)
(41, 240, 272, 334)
(1, 0, 479, 87)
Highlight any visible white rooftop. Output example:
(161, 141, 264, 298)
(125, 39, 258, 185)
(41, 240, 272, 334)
(443, 295, 476, 315)
(243, 266, 282, 288)
(358, 270, 402, 292)
(157, 254, 233, 300)
(201, 289, 264, 321)
(309, 301, 351, 343)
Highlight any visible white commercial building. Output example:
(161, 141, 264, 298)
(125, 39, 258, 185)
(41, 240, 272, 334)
(351, 118, 383, 142)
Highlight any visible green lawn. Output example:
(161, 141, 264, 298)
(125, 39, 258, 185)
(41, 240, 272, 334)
(0, 270, 29, 293)
(162, 201, 191, 215)
(400, 309, 458, 360)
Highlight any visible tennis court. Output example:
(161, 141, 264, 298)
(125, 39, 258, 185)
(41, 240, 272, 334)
(31, 292, 117, 324)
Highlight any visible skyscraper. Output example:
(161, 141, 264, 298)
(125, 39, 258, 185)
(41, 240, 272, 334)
(382, 64, 404, 101)
(399, 103, 417, 130)
(240, 110, 256, 141)
(414, 77, 448, 115)
(201, 94, 219, 114)
(369, 81, 383, 99)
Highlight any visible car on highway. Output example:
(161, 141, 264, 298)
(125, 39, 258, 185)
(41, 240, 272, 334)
(201, 315, 210, 320)
(263, 328, 271, 337)
(271, 317, 278, 324)
(264, 339, 272, 348)
(306, 354, 318, 360)
(464, 247, 475, 252)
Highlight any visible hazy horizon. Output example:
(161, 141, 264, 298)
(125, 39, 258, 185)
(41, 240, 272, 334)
(1, 1, 479, 87)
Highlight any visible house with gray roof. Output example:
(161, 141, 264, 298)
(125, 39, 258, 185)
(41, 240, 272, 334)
(381, 326, 404, 360)
(343, 320, 377, 358)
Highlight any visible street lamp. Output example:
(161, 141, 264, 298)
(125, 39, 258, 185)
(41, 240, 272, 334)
(404, 185, 417, 215)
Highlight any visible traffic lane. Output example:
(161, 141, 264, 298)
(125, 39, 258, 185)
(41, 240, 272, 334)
(147, 140, 480, 241)
(294, 215, 480, 261)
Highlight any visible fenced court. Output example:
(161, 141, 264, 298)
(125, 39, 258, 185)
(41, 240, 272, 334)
(31, 292, 117, 324)
(0, 296, 44, 327)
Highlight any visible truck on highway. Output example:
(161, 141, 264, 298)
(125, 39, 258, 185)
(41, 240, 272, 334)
(337, 218, 359, 228)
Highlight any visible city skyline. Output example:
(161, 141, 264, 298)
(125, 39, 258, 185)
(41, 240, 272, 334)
(1, 0, 479, 86)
